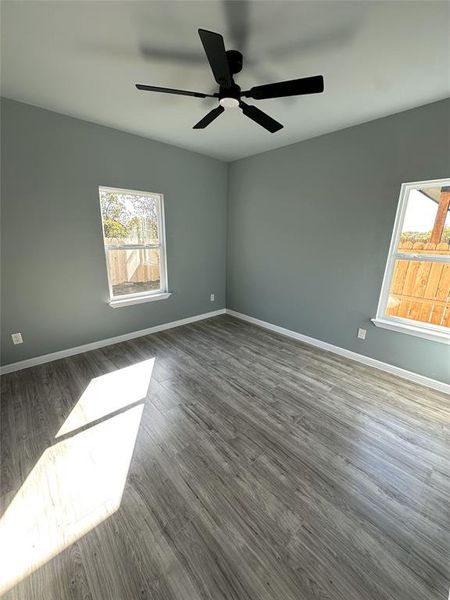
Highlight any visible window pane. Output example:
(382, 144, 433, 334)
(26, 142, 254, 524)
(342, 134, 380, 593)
(100, 189, 160, 245)
(398, 186, 450, 254)
(385, 258, 450, 328)
(107, 248, 161, 297)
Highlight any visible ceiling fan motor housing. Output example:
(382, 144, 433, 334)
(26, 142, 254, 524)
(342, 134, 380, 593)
(226, 50, 243, 75)
(218, 50, 243, 107)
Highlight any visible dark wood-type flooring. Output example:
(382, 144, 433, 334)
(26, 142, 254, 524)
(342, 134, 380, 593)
(1, 315, 449, 599)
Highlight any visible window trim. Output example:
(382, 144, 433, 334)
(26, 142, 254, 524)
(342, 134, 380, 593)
(373, 178, 450, 344)
(109, 292, 172, 309)
(99, 186, 170, 307)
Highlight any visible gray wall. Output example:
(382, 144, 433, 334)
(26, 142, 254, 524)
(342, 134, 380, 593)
(2, 97, 449, 382)
(227, 99, 450, 384)
(1, 98, 227, 365)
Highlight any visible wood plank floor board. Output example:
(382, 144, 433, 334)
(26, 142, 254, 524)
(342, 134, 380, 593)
(1, 315, 449, 599)
(4, 541, 93, 600)
(251, 419, 450, 580)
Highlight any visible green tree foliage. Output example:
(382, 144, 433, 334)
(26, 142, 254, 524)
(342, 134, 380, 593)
(400, 226, 450, 245)
(101, 192, 129, 240)
(100, 191, 159, 243)
(126, 198, 159, 243)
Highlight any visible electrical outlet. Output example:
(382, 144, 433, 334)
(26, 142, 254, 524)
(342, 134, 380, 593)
(210, 293, 215, 302)
(357, 328, 367, 340)
(11, 332, 23, 345)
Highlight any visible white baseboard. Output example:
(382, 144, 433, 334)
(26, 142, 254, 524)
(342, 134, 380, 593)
(3, 307, 449, 395)
(226, 309, 450, 396)
(0, 309, 226, 375)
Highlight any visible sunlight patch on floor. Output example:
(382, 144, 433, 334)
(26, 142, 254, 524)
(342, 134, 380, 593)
(0, 358, 154, 596)
(56, 358, 155, 437)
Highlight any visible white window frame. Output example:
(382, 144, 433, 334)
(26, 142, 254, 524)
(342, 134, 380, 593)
(372, 178, 450, 344)
(99, 186, 170, 308)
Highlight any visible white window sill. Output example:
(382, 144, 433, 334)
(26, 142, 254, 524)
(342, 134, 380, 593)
(109, 292, 172, 308)
(371, 318, 450, 345)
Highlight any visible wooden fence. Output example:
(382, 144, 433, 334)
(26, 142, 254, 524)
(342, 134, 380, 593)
(106, 245, 160, 286)
(386, 241, 450, 327)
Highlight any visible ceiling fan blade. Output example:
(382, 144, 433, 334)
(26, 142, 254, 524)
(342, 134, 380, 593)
(198, 29, 232, 88)
(136, 84, 215, 98)
(242, 75, 324, 100)
(240, 101, 283, 133)
(193, 105, 225, 129)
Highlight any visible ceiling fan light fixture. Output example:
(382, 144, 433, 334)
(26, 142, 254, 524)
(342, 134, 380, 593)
(219, 97, 239, 108)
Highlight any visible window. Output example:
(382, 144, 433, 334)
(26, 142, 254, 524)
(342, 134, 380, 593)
(373, 179, 450, 344)
(99, 186, 169, 307)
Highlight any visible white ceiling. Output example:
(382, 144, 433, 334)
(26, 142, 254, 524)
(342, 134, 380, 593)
(1, 0, 449, 161)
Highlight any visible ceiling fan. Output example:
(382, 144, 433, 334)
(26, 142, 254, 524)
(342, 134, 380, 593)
(136, 29, 324, 133)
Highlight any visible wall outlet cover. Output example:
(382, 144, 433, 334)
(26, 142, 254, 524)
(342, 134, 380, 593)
(11, 333, 23, 345)
(357, 328, 367, 340)
(210, 294, 215, 302)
